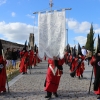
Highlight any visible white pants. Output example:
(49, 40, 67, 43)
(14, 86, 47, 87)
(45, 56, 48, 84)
(6, 60, 12, 67)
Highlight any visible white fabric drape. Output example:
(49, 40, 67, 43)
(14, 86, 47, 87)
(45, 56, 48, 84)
(38, 10, 66, 59)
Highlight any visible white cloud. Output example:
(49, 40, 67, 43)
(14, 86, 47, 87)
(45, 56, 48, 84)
(95, 28, 100, 34)
(11, 12, 16, 17)
(74, 36, 87, 46)
(0, 0, 6, 5)
(67, 18, 100, 34)
(26, 14, 35, 19)
(67, 18, 91, 33)
(0, 21, 38, 45)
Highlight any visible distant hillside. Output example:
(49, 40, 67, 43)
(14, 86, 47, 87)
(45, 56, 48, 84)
(0, 39, 24, 51)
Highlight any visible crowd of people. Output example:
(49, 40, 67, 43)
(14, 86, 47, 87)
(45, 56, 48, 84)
(4, 47, 20, 69)
(1, 39, 100, 100)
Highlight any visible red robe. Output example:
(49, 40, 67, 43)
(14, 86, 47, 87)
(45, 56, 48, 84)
(0, 55, 6, 92)
(29, 50, 34, 66)
(19, 52, 29, 73)
(70, 57, 76, 72)
(44, 56, 46, 60)
(90, 56, 100, 95)
(33, 54, 37, 66)
(44, 58, 64, 92)
(75, 56, 85, 77)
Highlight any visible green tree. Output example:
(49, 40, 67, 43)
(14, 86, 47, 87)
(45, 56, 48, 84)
(85, 23, 95, 55)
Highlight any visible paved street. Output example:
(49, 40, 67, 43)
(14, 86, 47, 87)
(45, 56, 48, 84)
(0, 61, 97, 100)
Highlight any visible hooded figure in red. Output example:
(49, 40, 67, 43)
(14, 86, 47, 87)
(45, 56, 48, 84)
(70, 46, 77, 72)
(19, 40, 29, 74)
(70, 43, 85, 79)
(0, 40, 7, 93)
(29, 50, 34, 68)
(44, 56, 64, 99)
(76, 43, 85, 79)
(90, 34, 100, 99)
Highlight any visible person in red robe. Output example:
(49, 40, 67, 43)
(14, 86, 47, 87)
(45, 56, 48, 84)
(90, 53, 100, 100)
(70, 44, 85, 79)
(70, 46, 76, 72)
(75, 55, 85, 79)
(0, 40, 7, 93)
(90, 35, 100, 99)
(65, 44, 71, 65)
(75, 44, 85, 79)
(44, 56, 64, 99)
(33, 52, 37, 67)
(29, 50, 34, 69)
(19, 49, 29, 74)
(0, 55, 7, 93)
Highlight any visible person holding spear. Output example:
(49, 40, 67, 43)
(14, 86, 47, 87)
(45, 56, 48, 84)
(0, 40, 7, 93)
(90, 35, 100, 100)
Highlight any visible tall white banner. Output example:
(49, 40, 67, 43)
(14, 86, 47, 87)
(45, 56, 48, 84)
(38, 10, 66, 59)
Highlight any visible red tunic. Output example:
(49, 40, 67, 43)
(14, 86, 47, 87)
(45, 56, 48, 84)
(33, 53, 37, 66)
(44, 56, 46, 60)
(70, 58, 76, 72)
(19, 52, 29, 73)
(0, 55, 6, 92)
(75, 56, 85, 77)
(29, 50, 34, 66)
(90, 56, 100, 95)
(44, 58, 64, 92)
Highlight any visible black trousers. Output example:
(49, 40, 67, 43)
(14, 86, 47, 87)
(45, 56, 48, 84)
(47, 91, 52, 97)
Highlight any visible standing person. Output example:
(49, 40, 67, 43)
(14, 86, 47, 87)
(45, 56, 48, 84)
(81, 46, 87, 56)
(70, 46, 76, 73)
(90, 35, 100, 100)
(29, 50, 34, 69)
(76, 44, 85, 79)
(44, 56, 64, 99)
(0, 40, 7, 93)
(70, 44, 85, 79)
(86, 50, 92, 65)
(16, 48, 20, 59)
(5, 48, 12, 69)
(19, 41, 29, 74)
(19, 49, 29, 74)
(12, 48, 17, 69)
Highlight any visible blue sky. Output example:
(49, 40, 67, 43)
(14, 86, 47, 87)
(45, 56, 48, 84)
(0, 0, 100, 47)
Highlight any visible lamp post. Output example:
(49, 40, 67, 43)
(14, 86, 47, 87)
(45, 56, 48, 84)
(66, 29, 68, 46)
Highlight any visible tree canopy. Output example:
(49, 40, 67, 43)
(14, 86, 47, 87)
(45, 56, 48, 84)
(85, 23, 95, 54)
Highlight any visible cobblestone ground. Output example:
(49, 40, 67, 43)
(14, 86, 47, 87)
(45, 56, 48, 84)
(0, 61, 97, 100)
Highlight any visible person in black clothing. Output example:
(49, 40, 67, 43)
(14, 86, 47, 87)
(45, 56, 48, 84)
(16, 48, 20, 59)
(12, 48, 17, 69)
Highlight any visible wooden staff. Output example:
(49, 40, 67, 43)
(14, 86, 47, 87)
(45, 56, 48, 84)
(2, 49, 10, 93)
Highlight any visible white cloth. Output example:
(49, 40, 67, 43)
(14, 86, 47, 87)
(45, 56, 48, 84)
(38, 10, 66, 59)
(81, 49, 87, 56)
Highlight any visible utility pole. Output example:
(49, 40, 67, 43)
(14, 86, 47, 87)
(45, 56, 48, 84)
(49, 0, 53, 11)
(66, 29, 68, 45)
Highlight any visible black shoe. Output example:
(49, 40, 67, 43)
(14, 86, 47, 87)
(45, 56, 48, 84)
(45, 95, 51, 98)
(81, 74, 83, 78)
(3, 91, 6, 93)
(97, 95, 100, 100)
(22, 72, 25, 74)
(78, 76, 80, 79)
(53, 92, 58, 97)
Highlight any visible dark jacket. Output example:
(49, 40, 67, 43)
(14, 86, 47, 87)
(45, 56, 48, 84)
(5, 51, 12, 60)
(12, 51, 17, 60)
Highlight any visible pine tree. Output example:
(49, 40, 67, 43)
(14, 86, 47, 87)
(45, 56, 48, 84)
(85, 23, 94, 55)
